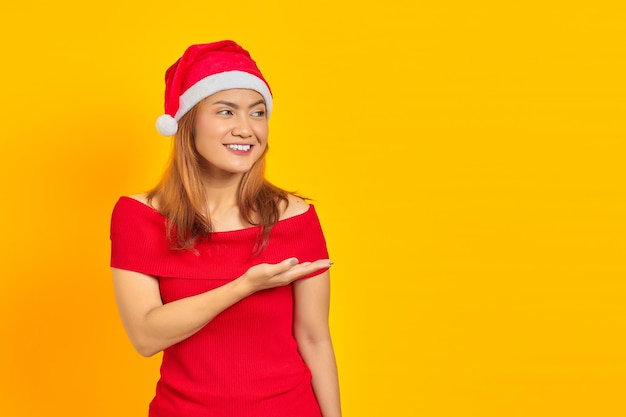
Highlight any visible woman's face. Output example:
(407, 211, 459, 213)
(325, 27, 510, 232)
(194, 88, 269, 178)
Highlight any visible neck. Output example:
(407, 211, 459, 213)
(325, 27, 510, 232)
(201, 175, 255, 232)
(201, 173, 243, 215)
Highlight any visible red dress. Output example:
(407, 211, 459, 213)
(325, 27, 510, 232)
(110, 197, 329, 417)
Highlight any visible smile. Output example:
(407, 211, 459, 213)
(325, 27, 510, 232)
(225, 144, 252, 152)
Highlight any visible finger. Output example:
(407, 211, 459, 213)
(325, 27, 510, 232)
(264, 257, 299, 277)
(281, 259, 333, 281)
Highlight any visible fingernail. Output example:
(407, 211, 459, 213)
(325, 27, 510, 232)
(289, 258, 298, 266)
(329, 260, 334, 266)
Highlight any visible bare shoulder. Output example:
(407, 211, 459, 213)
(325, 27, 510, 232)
(128, 193, 149, 204)
(280, 194, 310, 220)
(128, 193, 160, 210)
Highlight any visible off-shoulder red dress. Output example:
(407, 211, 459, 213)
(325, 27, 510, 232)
(110, 196, 329, 417)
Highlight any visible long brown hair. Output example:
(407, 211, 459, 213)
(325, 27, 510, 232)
(147, 103, 288, 252)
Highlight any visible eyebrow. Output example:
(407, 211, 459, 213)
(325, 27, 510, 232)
(212, 99, 266, 109)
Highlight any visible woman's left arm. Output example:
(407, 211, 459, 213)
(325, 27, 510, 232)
(293, 270, 342, 417)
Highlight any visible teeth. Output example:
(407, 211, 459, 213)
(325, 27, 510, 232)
(226, 144, 251, 151)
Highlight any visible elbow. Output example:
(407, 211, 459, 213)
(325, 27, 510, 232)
(295, 330, 333, 350)
(128, 333, 163, 357)
(294, 323, 332, 347)
(135, 344, 161, 358)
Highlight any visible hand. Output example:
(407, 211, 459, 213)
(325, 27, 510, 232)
(239, 258, 333, 294)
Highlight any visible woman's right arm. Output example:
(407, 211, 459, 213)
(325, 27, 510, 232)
(112, 258, 332, 357)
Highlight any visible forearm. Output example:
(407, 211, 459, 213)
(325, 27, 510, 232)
(122, 278, 253, 356)
(299, 339, 342, 417)
(114, 259, 330, 357)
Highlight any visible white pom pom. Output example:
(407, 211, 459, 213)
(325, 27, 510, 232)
(156, 114, 178, 136)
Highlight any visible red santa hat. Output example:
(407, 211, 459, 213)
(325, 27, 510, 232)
(155, 40, 273, 136)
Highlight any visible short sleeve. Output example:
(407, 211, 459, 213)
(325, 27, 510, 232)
(110, 197, 166, 273)
(109, 197, 202, 278)
(264, 205, 330, 279)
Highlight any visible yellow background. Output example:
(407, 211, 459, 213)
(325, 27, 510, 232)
(1, 1, 625, 416)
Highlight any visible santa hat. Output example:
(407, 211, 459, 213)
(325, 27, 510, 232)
(155, 40, 273, 136)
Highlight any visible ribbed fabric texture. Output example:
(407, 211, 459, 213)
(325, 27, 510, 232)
(110, 197, 329, 417)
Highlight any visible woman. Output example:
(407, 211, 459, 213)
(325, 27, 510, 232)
(110, 41, 341, 417)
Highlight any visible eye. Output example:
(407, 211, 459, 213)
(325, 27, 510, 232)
(217, 109, 233, 116)
(251, 110, 265, 117)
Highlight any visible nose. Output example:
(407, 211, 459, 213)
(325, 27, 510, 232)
(231, 116, 253, 138)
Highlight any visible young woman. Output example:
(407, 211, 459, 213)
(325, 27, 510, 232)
(110, 41, 341, 417)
